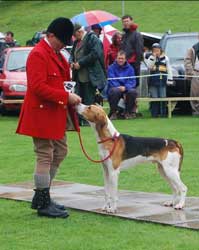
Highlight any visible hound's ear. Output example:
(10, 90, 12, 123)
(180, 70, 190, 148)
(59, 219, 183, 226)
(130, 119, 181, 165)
(95, 112, 106, 128)
(94, 103, 103, 108)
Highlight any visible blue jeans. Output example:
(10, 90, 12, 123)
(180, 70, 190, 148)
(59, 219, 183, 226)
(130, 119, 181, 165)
(149, 85, 166, 117)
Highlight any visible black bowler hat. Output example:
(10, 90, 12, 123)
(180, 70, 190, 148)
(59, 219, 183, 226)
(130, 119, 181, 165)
(47, 17, 74, 45)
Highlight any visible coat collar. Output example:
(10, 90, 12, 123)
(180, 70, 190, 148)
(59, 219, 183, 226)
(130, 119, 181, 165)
(123, 23, 138, 33)
(74, 32, 88, 52)
(39, 39, 67, 71)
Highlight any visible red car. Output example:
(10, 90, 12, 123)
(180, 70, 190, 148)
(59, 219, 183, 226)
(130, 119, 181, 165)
(0, 46, 33, 114)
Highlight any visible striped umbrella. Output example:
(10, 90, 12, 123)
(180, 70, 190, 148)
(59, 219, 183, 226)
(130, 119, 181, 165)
(71, 10, 120, 27)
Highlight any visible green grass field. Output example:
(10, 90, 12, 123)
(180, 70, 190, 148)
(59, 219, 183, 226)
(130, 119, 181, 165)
(0, 1, 199, 45)
(0, 1, 199, 249)
(0, 111, 199, 250)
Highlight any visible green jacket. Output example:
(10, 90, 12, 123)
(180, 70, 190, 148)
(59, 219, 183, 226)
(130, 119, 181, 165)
(70, 31, 107, 90)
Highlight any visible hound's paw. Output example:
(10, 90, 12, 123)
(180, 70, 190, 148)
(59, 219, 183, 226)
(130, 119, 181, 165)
(106, 206, 117, 214)
(174, 203, 184, 210)
(102, 204, 109, 211)
(102, 204, 117, 213)
(163, 201, 174, 207)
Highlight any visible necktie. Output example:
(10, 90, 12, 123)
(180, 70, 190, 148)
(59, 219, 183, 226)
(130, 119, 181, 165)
(77, 40, 82, 48)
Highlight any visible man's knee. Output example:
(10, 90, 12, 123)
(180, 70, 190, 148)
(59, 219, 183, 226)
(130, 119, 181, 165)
(127, 89, 137, 98)
(54, 147, 67, 166)
(52, 137, 68, 166)
(109, 88, 121, 97)
(33, 138, 54, 170)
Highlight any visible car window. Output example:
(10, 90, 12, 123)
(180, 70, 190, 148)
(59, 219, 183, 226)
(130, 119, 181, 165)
(6, 49, 31, 71)
(165, 36, 199, 62)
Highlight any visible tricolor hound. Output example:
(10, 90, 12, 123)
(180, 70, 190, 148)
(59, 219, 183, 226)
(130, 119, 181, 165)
(76, 104, 187, 213)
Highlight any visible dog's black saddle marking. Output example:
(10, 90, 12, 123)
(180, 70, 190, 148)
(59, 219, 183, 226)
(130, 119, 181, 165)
(121, 134, 167, 159)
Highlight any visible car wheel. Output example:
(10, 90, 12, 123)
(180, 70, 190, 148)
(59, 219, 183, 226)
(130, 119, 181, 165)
(0, 91, 7, 115)
(1, 105, 7, 116)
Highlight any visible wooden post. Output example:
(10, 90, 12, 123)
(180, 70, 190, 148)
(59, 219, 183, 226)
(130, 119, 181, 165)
(168, 101, 172, 118)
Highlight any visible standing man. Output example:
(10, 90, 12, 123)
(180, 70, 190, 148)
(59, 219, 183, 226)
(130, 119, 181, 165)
(120, 15, 144, 87)
(0, 31, 19, 55)
(4, 31, 20, 47)
(184, 42, 199, 116)
(91, 24, 102, 38)
(16, 17, 81, 218)
(69, 24, 107, 125)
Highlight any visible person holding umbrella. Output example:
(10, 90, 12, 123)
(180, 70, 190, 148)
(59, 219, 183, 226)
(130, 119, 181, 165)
(69, 23, 107, 125)
(91, 24, 102, 38)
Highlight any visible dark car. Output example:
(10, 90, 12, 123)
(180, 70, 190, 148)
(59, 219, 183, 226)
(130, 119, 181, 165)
(0, 46, 33, 114)
(26, 31, 73, 55)
(26, 30, 46, 46)
(140, 31, 199, 115)
(160, 32, 199, 115)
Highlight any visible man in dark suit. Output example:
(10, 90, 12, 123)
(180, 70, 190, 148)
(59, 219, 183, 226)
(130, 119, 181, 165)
(69, 24, 107, 125)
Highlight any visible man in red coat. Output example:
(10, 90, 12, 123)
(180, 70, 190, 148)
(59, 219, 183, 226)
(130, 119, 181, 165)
(16, 17, 81, 218)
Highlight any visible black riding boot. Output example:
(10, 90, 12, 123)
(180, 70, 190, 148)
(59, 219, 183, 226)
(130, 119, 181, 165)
(31, 188, 69, 218)
(32, 188, 66, 211)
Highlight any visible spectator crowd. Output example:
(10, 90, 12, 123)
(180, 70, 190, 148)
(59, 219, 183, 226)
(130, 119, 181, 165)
(1, 13, 199, 120)
(68, 14, 145, 122)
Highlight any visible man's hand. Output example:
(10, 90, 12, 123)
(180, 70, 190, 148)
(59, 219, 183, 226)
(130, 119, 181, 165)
(70, 63, 74, 69)
(117, 86, 126, 92)
(152, 52, 157, 57)
(68, 93, 82, 105)
(167, 79, 174, 85)
(73, 62, 80, 70)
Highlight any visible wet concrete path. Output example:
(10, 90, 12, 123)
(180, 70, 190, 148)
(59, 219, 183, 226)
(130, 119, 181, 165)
(0, 181, 198, 230)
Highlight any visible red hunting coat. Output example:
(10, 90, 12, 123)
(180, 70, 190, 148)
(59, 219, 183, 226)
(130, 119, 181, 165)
(16, 39, 79, 140)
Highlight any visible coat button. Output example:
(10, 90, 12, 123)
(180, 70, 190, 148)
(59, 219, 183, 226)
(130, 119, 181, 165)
(39, 104, 43, 108)
(58, 101, 64, 105)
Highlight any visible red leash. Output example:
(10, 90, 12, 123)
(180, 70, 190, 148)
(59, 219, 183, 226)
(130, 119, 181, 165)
(77, 132, 119, 163)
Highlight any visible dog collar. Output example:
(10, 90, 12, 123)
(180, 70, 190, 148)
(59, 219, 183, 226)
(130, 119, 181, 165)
(98, 132, 119, 144)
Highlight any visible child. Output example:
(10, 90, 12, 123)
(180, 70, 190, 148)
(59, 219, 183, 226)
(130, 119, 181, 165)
(144, 43, 173, 117)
